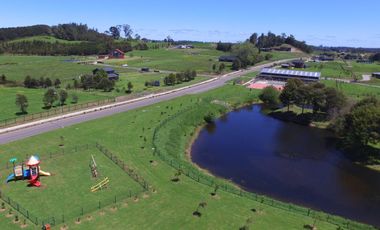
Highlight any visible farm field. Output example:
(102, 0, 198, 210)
(0, 55, 96, 83)
(104, 48, 230, 73)
(0, 86, 110, 121)
(0, 85, 367, 229)
(306, 61, 380, 81)
(322, 80, 380, 99)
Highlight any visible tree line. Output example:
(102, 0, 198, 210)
(259, 79, 380, 158)
(216, 32, 312, 54)
(249, 32, 312, 53)
(0, 39, 133, 56)
(24, 76, 62, 89)
(0, 23, 108, 42)
(15, 88, 78, 115)
(0, 23, 152, 55)
(163, 70, 197, 86)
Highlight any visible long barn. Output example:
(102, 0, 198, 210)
(259, 68, 321, 82)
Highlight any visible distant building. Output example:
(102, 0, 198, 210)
(372, 72, 380, 79)
(357, 59, 373, 64)
(260, 48, 272, 52)
(281, 63, 292, 69)
(259, 68, 321, 82)
(312, 55, 334, 62)
(219, 55, 238, 62)
(175, 45, 194, 49)
(273, 46, 291, 52)
(292, 60, 306, 68)
(93, 67, 119, 80)
(109, 49, 125, 59)
(141, 67, 150, 72)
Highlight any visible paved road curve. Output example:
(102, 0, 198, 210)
(0, 60, 292, 144)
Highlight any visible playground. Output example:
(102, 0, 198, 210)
(0, 144, 144, 223)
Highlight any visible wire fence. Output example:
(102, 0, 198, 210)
(0, 97, 116, 129)
(152, 106, 376, 230)
(0, 143, 150, 228)
(0, 191, 39, 225)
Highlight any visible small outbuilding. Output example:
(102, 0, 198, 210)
(219, 56, 238, 62)
(109, 49, 125, 59)
(292, 60, 306, 68)
(372, 72, 380, 79)
(93, 67, 119, 80)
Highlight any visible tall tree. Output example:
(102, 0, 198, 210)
(122, 24, 133, 39)
(279, 79, 303, 111)
(249, 33, 258, 45)
(43, 88, 58, 108)
(108, 26, 121, 39)
(15, 94, 28, 114)
(58, 89, 68, 105)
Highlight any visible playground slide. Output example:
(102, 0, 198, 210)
(29, 174, 41, 187)
(6, 169, 31, 183)
(39, 170, 51, 176)
(6, 173, 15, 183)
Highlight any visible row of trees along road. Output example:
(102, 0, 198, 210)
(15, 88, 78, 115)
(163, 70, 197, 86)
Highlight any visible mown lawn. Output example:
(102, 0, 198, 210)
(0, 146, 143, 221)
(0, 85, 355, 230)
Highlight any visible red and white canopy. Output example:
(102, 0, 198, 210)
(26, 155, 40, 166)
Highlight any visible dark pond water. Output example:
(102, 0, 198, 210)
(191, 105, 380, 227)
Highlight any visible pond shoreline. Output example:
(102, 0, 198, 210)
(189, 104, 380, 227)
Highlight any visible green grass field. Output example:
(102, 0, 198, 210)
(0, 146, 143, 221)
(0, 55, 95, 82)
(104, 48, 229, 73)
(322, 80, 380, 99)
(306, 61, 380, 82)
(0, 86, 110, 121)
(0, 85, 367, 229)
(6, 36, 83, 44)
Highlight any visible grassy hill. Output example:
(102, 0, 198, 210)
(6, 36, 84, 44)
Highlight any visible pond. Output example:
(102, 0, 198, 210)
(191, 105, 380, 227)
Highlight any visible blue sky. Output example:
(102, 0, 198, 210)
(1, 0, 380, 47)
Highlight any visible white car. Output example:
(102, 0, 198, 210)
(122, 64, 128, 67)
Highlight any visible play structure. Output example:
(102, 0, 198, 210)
(6, 155, 51, 187)
(91, 177, 110, 192)
(89, 155, 99, 178)
(89, 155, 110, 192)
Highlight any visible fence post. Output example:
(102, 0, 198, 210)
(81, 207, 84, 216)
(98, 201, 101, 209)
(114, 195, 117, 204)
(62, 214, 65, 224)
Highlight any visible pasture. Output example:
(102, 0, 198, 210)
(104, 48, 229, 73)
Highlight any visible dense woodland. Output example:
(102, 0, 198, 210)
(0, 23, 143, 55)
(217, 32, 313, 53)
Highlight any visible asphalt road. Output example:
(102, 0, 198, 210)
(0, 60, 292, 145)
